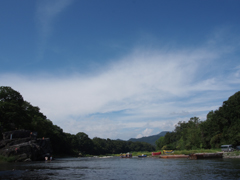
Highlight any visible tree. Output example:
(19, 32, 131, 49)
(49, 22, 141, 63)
(0, 86, 31, 131)
(156, 136, 165, 150)
(201, 91, 240, 147)
(76, 132, 94, 154)
(0, 86, 24, 103)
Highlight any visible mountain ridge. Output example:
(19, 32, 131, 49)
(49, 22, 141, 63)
(128, 131, 169, 146)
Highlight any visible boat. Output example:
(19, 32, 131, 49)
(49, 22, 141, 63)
(152, 152, 161, 156)
(138, 154, 147, 158)
(120, 153, 132, 158)
(163, 150, 174, 154)
(189, 153, 223, 160)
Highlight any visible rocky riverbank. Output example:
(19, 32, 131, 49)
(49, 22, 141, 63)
(222, 152, 240, 159)
(0, 129, 52, 162)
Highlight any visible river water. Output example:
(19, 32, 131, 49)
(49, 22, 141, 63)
(0, 156, 240, 180)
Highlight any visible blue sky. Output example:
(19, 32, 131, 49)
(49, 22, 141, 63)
(1, 0, 240, 140)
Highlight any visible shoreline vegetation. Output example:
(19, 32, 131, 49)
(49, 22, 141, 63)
(88, 149, 240, 159)
(1, 87, 240, 162)
(155, 91, 240, 152)
(0, 87, 155, 161)
(1, 150, 240, 163)
(0, 155, 17, 163)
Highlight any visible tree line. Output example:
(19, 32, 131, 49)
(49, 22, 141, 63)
(0, 86, 155, 156)
(156, 91, 240, 150)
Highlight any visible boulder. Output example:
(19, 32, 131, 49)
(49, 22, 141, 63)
(3, 129, 31, 140)
(0, 130, 52, 162)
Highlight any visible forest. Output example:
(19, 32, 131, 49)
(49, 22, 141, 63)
(156, 91, 240, 150)
(1, 86, 240, 155)
(0, 86, 155, 156)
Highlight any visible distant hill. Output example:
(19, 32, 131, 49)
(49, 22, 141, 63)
(128, 131, 169, 146)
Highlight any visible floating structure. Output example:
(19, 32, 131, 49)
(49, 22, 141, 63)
(159, 155, 189, 158)
(163, 150, 174, 154)
(152, 152, 161, 156)
(189, 153, 223, 160)
(138, 154, 147, 158)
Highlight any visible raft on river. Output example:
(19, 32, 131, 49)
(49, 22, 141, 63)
(138, 154, 147, 158)
(159, 155, 189, 158)
(152, 152, 161, 156)
(189, 153, 223, 159)
(163, 150, 174, 154)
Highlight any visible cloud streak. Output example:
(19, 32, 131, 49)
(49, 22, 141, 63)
(1, 42, 239, 140)
(35, 0, 73, 59)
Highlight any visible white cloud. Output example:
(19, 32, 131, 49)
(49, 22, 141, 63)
(0, 44, 239, 140)
(136, 128, 153, 138)
(143, 128, 153, 136)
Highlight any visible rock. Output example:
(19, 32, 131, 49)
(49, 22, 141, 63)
(24, 158, 32, 162)
(2, 129, 31, 140)
(0, 130, 52, 162)
(15, 153, 28, 162)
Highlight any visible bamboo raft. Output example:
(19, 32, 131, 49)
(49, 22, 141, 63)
(159, 155, 189, 158)
(188, 153, 223, 160)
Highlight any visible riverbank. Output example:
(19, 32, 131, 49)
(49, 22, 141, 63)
(163, 149, 240, 159)
(101, 149, 221, 157)
(106, 149, 240, 159)
(222, 151, 240, 158)
(46, 150, 240, 159)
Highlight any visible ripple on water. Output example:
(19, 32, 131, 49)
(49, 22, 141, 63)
(0, 157, 240, 180)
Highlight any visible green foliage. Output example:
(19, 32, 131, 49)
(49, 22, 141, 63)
(171, 149, 220, 155)
(2, 86, 240, 155)
(210, 134, 222, 148)
(92, 137, 155, 155)
(0, 155, 16, 162)
(76, 132, 94, 154)
(156, 136, 165, 149)
(176, 137, 185, 150)
(0, 86, 156, 156)
(162, 144, 174, 150)
(156, 91, 240, 151)
(0, 87, 31, 131)
(202, 91, 240, 147)
(0, 86, 76, 155)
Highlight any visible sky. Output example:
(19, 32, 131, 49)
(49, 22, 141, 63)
(0, 0, 240, 140)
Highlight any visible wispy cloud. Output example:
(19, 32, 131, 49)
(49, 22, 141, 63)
(1, 39, 239, 139)
(35, 0, 73, 59)
(136, 128, 153, 138)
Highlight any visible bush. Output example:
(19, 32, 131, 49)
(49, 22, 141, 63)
(0, 155, 16, 162)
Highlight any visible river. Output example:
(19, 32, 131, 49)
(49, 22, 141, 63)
(0, 156, 240, 180)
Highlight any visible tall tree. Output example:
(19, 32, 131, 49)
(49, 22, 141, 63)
(76, 132, 94, 154)
(0, 86, 31, 131)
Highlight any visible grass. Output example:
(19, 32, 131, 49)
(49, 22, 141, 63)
(77, 149, 226, 158)
(130, 151, 153, 156)
(0, 155, 16, 162)
(170, 149, 221, 155)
